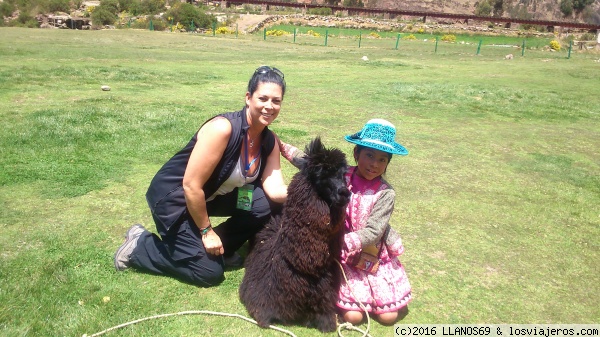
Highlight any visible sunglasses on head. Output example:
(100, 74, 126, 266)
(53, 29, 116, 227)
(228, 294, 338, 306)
(254, 66, 284, 79)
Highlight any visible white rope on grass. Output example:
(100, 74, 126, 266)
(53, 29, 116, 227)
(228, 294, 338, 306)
(335, 259, 373, 337)
(84, 260, 371, 337)
(82, 310, 298, 337)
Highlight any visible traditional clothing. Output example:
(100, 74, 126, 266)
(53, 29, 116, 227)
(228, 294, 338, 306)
(337, 166, 412, 314)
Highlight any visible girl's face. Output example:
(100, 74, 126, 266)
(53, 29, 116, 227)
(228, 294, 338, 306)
(355, 147, 390, 180)
(245, 82, 283, 127)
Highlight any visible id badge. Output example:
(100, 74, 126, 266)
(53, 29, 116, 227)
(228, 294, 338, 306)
(236, 184, 254, 211)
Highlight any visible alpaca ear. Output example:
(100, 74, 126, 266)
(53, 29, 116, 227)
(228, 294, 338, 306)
(296, 157, 308, 170)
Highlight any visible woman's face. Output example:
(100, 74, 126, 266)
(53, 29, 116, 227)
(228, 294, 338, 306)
(355, 147, 390, 180)
(245, 82, 283, 127)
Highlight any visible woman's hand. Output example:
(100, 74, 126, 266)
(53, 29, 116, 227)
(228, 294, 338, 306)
(201, 230, 224, 256)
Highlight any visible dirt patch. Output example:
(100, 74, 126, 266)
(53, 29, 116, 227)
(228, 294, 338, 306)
(235, 14, 271, 33)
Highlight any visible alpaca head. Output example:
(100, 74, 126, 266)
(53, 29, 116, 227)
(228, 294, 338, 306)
(301, 137, 351, 213)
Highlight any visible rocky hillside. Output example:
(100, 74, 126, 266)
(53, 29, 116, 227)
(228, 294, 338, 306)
(370, 0, 600, 23)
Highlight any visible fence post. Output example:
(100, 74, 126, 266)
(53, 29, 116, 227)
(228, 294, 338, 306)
(149, 19, 154, 31)
(213, 21, 216, 36)
(476, 39, 482, 55)
(521, 40, 525, 56)
(358, 31, 362, 48)
(568, 40, 573, 59)
(325, 30, 328, 46)
(435, 36, 439, 53)
(263, 28, 266, 41)
(395, 33, 400, 50)
(293, 28, 297, 43)
(190, 20, 195, 32)
(236, 23, 238, 38)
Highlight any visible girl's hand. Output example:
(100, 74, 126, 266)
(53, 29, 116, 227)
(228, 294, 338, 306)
(201, 230, 224, 256)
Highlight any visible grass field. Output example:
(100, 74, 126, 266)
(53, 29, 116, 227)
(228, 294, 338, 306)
(0, 27, 599, 337)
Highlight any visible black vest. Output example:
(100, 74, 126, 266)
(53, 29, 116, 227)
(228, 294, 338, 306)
(145, 107, 275, 231)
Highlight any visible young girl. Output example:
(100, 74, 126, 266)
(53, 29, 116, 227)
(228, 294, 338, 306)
(279, 119, 412, 325)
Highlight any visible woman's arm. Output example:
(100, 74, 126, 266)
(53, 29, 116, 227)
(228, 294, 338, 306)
(276, 135, 306, 169)
(261, 137, 288, 203)
(182, 117, 231, 256)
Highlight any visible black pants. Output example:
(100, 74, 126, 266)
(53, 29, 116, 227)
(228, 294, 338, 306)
(129, 186, 278, 287)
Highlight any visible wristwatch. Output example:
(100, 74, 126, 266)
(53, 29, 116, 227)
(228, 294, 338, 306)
(200, 224, 212, 236)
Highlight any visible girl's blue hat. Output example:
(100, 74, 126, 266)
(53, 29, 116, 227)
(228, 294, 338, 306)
(344, 119, 408, 155)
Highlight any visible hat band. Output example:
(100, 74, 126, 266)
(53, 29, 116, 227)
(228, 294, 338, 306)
(360, 138, 395, 150)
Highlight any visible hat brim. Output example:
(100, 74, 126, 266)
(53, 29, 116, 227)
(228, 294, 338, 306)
(345, 135, 408, 155)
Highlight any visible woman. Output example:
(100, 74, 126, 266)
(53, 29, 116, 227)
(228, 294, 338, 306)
(114, 66, 289, 287)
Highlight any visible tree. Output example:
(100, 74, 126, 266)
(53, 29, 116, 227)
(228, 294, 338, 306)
(492, 0, 504, 17)
(119, 0, 143, 15)
(141, 0, 165, 15)
(100, 0, 120, 14)
(572, 0, 594, 12)
(165, 2, 215, 31)
(342, 0, 363, 7)
(0, 1, 16, 18)
(475, 0, 503, 17)
(560, 0, 573, 16)
(475, 0, 492, 16)
(91, 6, 117, 25)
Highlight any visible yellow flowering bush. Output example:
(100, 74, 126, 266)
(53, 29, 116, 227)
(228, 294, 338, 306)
(402, 34, 416, 40)
(369, 32, 381, 38)
(266, 29, 288, 36)
(549, 40, 561, 51)
(171, 22, 184, 32)
(441, 34, 456, 42)
(216, 26, 234, 34)
(307, 30, 321, 37)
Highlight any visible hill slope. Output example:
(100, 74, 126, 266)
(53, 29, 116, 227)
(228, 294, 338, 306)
(370, 0, 600, 23)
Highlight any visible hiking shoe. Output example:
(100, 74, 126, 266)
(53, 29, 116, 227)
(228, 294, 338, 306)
(223, 252, 244, 268)
(114, 224, 146, 271)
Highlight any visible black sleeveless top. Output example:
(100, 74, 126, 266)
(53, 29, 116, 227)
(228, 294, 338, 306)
(145, 107, 276, 231)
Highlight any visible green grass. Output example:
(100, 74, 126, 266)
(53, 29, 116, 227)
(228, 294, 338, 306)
(0, 27, 599, 336)
(266, 24, 555, 50)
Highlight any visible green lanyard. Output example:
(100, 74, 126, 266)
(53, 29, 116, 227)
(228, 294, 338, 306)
(243, 134, 261, 179)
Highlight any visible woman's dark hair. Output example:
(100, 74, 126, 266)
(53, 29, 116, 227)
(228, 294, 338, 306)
(247, 66, 286, 98)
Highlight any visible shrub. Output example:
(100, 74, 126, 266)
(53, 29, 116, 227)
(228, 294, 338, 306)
(45, 0, 70, 13)
(306, 29, 321, 37)
(441, 34, 456, 42)
(91, 6, 117, 25)
(170, 21, 184, 32)
(369, 32, 380, 38)
(141, 0, 165, 15)
(216, 26, 235, 34)
(0, 1, 16, 18)
(130, 16, 147, 29)
(147, 17, 166, 30)
(307, 7, 331, 15)
(99, 0, 119, 15)
(402, 34, 416, 40)
(549, 40, 561, 51)
(11, 11, 39, 27)
(266, 29, 288, 36)
(119, 0, 143, 15)
(165, 2, 215, 31)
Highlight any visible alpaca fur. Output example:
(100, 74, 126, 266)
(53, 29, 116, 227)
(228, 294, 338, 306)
(239, 137, 350, 332)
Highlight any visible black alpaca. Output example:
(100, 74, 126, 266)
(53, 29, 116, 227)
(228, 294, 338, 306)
(239, 137, 350, 332)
